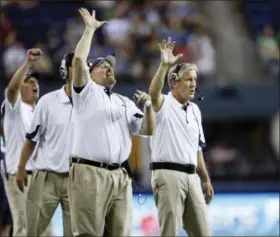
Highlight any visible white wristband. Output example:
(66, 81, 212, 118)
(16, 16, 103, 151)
(144, 100, 151, 108)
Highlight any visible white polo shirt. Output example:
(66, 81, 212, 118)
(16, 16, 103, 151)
(3, 95, 35, 174)
(150, 92, 206, 166)
(71, 79, 143, 164)
(26, 87, 73, 173)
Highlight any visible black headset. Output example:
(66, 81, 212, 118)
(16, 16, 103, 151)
(60, 53, 74, 80)
(170, 63, 204, 101)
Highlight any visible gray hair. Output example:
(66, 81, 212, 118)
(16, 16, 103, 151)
(167, 63, 198, 88)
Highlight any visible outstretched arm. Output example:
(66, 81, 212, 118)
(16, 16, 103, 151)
(7, 48, 42, 105)
(73, 8, 107, 88)
(149, 37, 183, 112)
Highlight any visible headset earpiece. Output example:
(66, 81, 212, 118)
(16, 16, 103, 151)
(60, 53, 74, 80)
(60, 57, 68, 80)
(171, 73, 179, 81)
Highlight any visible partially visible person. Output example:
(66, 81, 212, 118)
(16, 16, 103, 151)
(16, 52, 74, 237)
(3, 48, 41, 237)
(0, 101, 12, 237)
(257, 25, 279, 77)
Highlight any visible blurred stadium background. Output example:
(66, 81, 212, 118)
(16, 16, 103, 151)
(0, 0, 279, 236)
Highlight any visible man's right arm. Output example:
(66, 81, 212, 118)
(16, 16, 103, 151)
(7, 48, 42, 105)
(16, 96, 46, 192)
(149, 63, 169, 112)
(16, 139, 37, 192)
(149, 37, 183, 112)
(18, 139, 37, 172)
(73, 8, 107, 88)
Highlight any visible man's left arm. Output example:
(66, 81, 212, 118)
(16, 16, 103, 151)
(134, 90, 155, 136)
(128, 91, 155, 136)
(139, 101, 155, 136)
(197, 150, 210, 183)
(197, 150, 214, 204)
(195, 104, 214, 204)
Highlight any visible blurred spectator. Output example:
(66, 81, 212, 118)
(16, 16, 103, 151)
(277, 31, 280, 46)
(173, 36, 192, 62)
(207, 138, 249, 177)
(257, 25, 279, 78)
(0, 12, 14, 45)
(16, 0, 39, 10)
(104, 3, 132, 45)
(65, 13, 84, 50)
(188, 25, 216, 85)
(3, 39, 26, 79)
(33, 41, 53, 76)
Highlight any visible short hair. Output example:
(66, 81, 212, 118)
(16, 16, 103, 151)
(167, 63, 198, 88)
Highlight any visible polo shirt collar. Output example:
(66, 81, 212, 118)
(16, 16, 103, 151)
(168, 92, 189, 108)
(58, 86, 71, 104)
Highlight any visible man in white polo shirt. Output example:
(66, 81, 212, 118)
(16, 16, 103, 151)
(16, 52, 74, 236)
(149, 37, 214, 236)
(68, 8, 155, 236)
(3, 48, 42, 236)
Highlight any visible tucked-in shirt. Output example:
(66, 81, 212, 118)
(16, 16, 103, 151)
(150, 92, 206, 166)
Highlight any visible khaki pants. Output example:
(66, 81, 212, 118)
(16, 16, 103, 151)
(26, 171, 72, 236)
(4, 174, 53, 237)
(151, 170, 211, 237)
(68, 163, 132, 237)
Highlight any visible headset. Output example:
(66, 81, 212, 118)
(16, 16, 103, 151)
(60, 53, 74, 80)
(170, 63, 204, 101)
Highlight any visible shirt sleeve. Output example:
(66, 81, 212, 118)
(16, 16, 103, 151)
(4, 95, 21, 119)
(25, 96, 48, 142)
(126, 99, 144, 135)
(195, 105, 206, 151)
(72, 71, 97, 112)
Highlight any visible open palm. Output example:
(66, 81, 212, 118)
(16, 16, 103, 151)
(79, 8, 107, 30)
(159, 37, 183, 66)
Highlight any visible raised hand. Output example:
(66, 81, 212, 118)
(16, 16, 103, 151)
(26, 48, 42, 63)
(159, 37, 183, 66)
(79, 8, 107, 30)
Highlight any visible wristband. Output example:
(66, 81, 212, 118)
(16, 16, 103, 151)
(145, 100, 151, 108)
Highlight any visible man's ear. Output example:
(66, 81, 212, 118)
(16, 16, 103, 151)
(171, 80, 177, 89)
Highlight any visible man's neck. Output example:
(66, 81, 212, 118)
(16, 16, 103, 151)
(171, 90, 189, 105)
(22, 99, 36, 109)
(65, 82, 72, 97)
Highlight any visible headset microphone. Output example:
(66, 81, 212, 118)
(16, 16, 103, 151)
(196, 88, 204, 101)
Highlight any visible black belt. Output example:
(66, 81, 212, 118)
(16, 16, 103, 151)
(150, 162, 196, 174)
(6, 170, 33, 180)
(26, 170, 33, 175)
(37, 170, 69, 177)
(71, 157, 132, 178)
